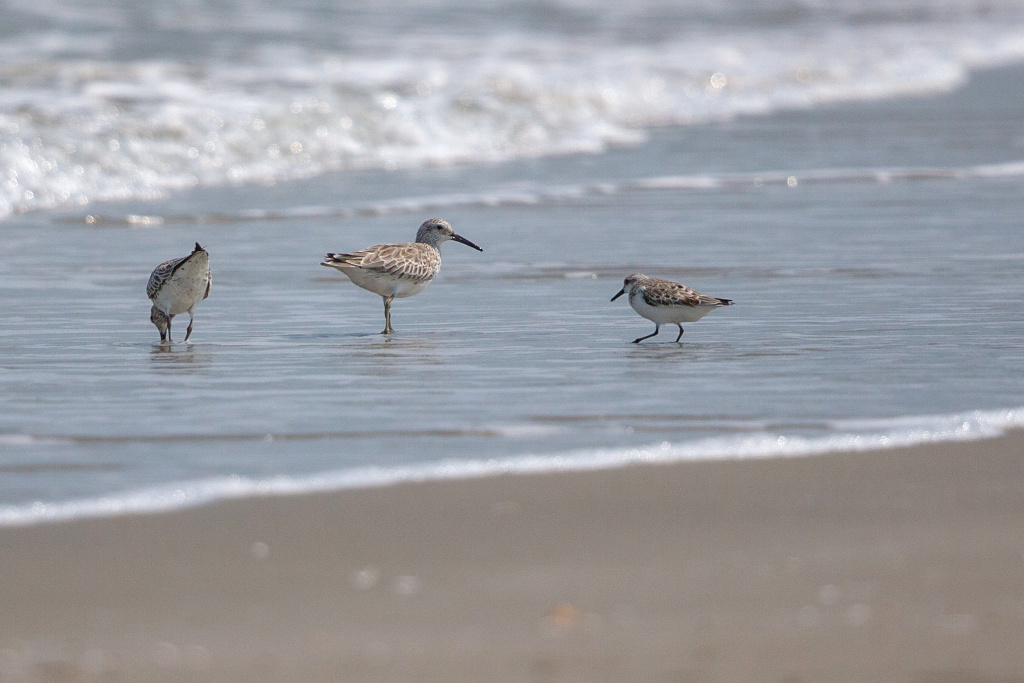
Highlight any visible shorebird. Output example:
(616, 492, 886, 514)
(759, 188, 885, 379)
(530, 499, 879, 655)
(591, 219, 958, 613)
(147, 242, 212, 343)
(321, 218, 483, 334)
(611, 273, 733, 343)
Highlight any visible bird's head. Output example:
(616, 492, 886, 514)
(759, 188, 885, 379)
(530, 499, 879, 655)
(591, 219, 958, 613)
(416, 218, 483, 251)
(611, 273, 646, 301)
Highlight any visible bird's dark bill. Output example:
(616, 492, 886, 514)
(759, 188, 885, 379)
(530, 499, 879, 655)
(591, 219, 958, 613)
(451, 233, 483, 251)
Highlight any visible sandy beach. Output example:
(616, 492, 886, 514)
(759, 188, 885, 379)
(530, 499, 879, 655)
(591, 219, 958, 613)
(1, 433, 1023, 682)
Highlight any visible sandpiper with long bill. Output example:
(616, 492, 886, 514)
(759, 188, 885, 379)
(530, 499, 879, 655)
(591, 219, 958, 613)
(321, 218, 482, 335)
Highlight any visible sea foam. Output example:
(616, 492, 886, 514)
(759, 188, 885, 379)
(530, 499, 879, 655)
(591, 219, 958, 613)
(66, 159, 1024, 227)
(2, 5, 1024, 217)
(1, 406, 1020, 527)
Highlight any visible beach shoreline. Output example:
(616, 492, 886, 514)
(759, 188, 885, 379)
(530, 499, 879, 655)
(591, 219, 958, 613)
(3, 2, 1024, 681)
(2, 431, 1023, 682)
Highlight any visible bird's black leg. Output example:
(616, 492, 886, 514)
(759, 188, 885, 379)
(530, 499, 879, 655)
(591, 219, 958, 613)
(632, 324, 660, 344)
(674, 324, 684, 342)
(184, 312, 195, 342)
(166, 316, 173, 343)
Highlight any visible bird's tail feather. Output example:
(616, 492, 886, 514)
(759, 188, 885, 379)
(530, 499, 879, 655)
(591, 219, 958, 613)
(321, 253, 357, 268)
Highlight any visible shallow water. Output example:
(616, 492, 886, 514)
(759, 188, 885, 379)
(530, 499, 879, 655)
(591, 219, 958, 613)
(1, 0, 1024, 521)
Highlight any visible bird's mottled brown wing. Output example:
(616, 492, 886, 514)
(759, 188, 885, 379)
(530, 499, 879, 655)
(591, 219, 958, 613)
(640, 279, 706, 308)
(324, 243, 441, 282)
(146, 255, 188, 300)
(203, 270, 212, 300)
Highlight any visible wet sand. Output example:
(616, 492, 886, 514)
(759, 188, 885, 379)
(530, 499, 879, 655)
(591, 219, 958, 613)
(2, 432, 1024, 682)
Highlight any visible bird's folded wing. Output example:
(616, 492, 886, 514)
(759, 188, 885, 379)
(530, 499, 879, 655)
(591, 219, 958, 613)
(323, 244, 439, 281)
(641, 282, 704, 308)
(146, 256, 187, 299)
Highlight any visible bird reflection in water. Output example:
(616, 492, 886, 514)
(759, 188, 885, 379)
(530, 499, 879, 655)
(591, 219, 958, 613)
(342, 335, 447, 377)
(149, 344, 214, 374)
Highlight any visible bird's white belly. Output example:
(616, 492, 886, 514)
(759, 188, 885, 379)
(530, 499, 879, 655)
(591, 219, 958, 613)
(630, 294, 713, 324)
(342, 268, 431, 298)
(154, 258, 209, 315)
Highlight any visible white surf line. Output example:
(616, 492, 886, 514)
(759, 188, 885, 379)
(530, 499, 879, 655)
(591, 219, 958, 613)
(1, 406, 1021, 528)
(70, 160, 1024, 228)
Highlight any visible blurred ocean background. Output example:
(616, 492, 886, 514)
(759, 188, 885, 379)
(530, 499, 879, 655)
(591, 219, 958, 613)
(1, 0, 1023, 523)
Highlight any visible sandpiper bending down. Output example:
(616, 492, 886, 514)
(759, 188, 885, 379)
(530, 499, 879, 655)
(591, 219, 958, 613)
(611, 273, 733, 343)
(147, 242, 212, 343)
(321, 218, 482, 335)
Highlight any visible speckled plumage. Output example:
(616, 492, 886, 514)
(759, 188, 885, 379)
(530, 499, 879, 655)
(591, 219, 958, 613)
(324, 242, 442, 287)
(147, 242, 211, 343)
(611, 273, 733, 343)
(321, 218, 482, 334)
